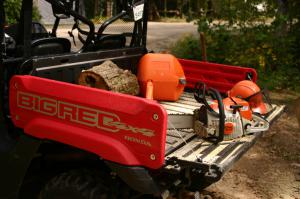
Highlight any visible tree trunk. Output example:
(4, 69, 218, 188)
(79, 0, 86, 17)
(94, 0, 99, 17)
(149, 1, 160, 21)
(207, 0, 213, 18)
(276, 0, 289, 35)
(164, 0, 167, 17)
(78, 61, 140, 96)
(106, 0, 113, 17)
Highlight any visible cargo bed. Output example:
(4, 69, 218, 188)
(160, 92, 285, 179)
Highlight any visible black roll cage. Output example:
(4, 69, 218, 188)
(0, 0, 149, 123)
(48, 0, 95, 51)
(0, 0, 7, 138)
(0, 1, 5, 62)
(1, 0, 148, 57)
(0, 0, 149, 141)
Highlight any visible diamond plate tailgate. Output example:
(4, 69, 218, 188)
(161, 92, 285, 174)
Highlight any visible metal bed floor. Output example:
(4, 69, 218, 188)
(159, 92, 285, 169)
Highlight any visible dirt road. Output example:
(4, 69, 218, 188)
(147, 22, 198, 51)
(202, 93, 300, 199)
(54, 22, 198, 52)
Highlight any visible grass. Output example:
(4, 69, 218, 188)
(157, 17, 188, 23)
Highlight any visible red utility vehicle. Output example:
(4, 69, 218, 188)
(0, 0, 284, 199)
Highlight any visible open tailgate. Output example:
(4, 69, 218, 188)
(162, 92, 285, 180)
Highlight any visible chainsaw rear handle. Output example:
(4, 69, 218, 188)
(194, 82, 225, 143)
(207, 88, 226, 143)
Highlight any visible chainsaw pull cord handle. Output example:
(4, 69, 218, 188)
(207, 88, 225, 143)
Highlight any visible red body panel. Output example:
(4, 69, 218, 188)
(179, 59, 258, 93)
(9, 76, 167, 169)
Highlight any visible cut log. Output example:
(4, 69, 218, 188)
(78, 60, 140, 96)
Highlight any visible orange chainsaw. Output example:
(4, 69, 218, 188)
(193, 82, 270, 143)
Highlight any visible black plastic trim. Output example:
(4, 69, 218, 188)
(0, 135, 41, 199)
(106, 161, 161, 195)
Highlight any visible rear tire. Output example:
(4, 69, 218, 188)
(39, 169, 115, 199)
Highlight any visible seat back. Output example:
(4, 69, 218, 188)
(5, 22, 49, 41)
(90, 34, 126, 51)
(31, 37, 71, 56)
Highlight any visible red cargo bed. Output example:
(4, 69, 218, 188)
(9, 58, 270, 172)
(179, 59, 258, 93)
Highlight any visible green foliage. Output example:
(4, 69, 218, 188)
(4, 0, 22, 24)
(171, 0, 300, 91)
(83, 0, 97, 19)
(32, 5, 41, 22)
(84, 0, 117, 20)
(170, 34, 202, 60)
(4, 0, 41, 24)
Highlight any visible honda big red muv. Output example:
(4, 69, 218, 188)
(0, 0, 285, 199)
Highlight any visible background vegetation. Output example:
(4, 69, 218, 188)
(4, 0, 41, 24)
(3, 0, 299, 91)
(171, 0, 300, 91)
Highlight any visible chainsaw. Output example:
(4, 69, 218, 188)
(194, 82, 270, 143)
(167, 82, 270, 143)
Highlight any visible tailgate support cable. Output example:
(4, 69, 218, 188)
(168, 121, 202, 162)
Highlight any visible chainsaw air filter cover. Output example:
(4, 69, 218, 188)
(138, 53, 186, 101)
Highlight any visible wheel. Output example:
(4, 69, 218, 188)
(39, 169, 117, 199)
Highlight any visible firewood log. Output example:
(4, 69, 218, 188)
(78, 60, 140, 96)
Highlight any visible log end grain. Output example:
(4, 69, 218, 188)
(78, 60, 140, 96)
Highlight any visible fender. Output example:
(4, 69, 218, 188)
(9, 75, 168, 169)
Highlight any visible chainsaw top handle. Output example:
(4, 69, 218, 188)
(194, 82, 214, 112)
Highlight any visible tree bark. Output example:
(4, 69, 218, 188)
(106, 0, 113, 17)
(79, 0, 86, 17)
(94, 0, 99, 17)
(149, 1, 160, 21)
(200, 32, 207, 62)
(276, 0, 289, 35)
(78, 61, 140, 96)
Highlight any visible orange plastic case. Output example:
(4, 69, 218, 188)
(138, 54, 186, 101)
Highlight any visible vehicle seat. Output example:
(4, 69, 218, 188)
(5, 22, 71, 56)
(31, 37, 71, 56)
(86, 34, 126, 52)
(4, 22, 50, 41)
